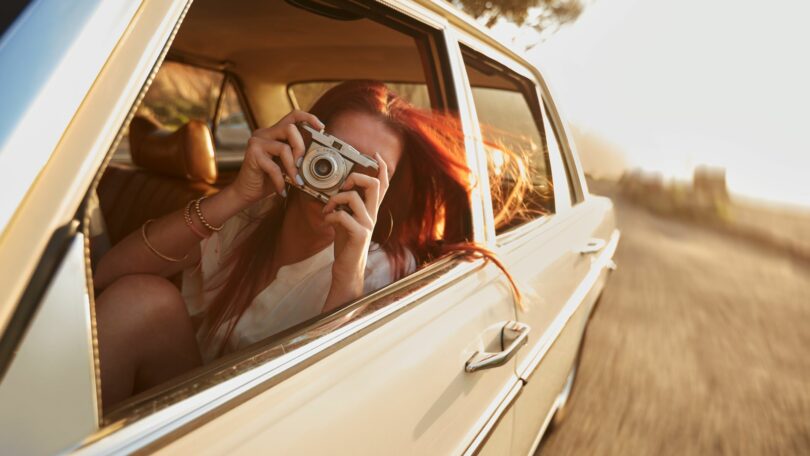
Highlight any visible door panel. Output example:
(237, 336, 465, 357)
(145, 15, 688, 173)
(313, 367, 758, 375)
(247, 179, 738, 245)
(0, 233, 98, 455)
(157, 262, 520, 455)
(507, 199, 617, 455)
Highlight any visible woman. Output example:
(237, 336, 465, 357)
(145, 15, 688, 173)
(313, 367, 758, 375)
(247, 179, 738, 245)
(94, 80, 484, 411)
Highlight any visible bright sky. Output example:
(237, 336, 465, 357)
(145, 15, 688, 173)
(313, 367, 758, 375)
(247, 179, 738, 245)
(491, 0, 810, 208)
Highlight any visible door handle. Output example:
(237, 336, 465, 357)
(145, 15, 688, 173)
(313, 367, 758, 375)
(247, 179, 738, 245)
(578, 238, 606, 255)
(465, 321, 530, 373)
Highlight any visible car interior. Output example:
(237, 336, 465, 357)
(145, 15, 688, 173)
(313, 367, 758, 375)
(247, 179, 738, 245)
(88, 0, 554, 419)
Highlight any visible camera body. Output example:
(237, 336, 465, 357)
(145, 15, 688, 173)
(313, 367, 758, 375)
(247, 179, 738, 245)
(292, 123, 379, 204)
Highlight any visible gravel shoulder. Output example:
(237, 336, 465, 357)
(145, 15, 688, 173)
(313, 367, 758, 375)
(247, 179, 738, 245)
(536, 190, 810, 455)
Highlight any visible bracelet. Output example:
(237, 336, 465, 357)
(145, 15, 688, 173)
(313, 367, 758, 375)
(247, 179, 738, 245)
(193, 196, 224, 232)
(184, 200, 210, 239)
(141, 219, 189, 262)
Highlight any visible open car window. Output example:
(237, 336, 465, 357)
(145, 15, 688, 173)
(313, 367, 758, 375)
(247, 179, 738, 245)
(88, 0, 465, 427)
(460, 46, 555, 234)
(289, 81, 432, 110)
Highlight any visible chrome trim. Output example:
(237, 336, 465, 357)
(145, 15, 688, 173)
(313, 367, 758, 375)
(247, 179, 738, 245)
(80, 0, 196, 422)
(78, 254, 487, 454)
(578, 237, 606, 255)
(465, 321, 530, 373)
(517, 229, 620, 382)
(462, 378, 523, 456)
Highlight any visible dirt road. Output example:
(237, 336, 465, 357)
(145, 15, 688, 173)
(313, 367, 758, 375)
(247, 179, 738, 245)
(537, 192, 810, 455)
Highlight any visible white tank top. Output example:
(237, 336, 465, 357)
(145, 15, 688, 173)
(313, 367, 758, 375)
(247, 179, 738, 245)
(181, 197, 415, 364)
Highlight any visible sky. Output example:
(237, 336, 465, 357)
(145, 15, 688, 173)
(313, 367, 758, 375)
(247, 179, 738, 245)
(491, 0, 810, 208)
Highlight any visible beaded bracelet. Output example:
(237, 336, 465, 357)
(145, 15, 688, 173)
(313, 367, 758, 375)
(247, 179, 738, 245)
(193, 195, 223, 232)
(141, 219, 189, 262)
(184, 199, 209, 239)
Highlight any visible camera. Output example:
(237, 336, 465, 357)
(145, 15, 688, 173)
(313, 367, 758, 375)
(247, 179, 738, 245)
(289, 123, 379, 204)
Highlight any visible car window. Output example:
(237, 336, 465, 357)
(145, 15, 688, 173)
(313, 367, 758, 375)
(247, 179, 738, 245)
(460, 47, 554, 234)
(111, 62, 252, 168)
(214, 79, 252, 164)
(89, 0, 463, 427)
(289, 81, 432, 111)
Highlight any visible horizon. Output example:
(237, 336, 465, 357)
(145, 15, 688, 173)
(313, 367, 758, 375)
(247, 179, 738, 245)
(490, 0, 810, 209)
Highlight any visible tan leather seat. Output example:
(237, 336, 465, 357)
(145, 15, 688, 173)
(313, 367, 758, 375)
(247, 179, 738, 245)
(97, 116, 220, 246)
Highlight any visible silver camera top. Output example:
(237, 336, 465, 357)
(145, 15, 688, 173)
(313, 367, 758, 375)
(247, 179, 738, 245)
(300, 124, 378, 170)
(294, 123, 379, 204)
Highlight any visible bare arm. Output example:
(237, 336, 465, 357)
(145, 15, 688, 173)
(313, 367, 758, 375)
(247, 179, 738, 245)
(94, 109, 325, 292)
(93, 186, 250, 291)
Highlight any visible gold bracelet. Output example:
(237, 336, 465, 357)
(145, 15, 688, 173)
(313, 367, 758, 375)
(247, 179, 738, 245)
(141, 219, 189, 262)
(193, 196, 223, 232)
(184, 200, 209, 239)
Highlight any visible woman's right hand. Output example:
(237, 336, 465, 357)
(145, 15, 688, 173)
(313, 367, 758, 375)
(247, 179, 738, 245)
(230, 110, 325, 204)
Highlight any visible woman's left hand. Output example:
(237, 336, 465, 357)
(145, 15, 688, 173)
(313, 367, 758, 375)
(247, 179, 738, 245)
(321, 153, 389, 311)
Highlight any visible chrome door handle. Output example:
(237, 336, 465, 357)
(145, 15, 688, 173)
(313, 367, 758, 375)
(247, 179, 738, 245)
(465, 321, 530, 373)
(578, 238, 606, 255)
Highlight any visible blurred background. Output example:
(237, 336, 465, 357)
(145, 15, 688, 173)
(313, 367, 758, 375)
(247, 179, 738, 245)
(453, 0, 810, 453)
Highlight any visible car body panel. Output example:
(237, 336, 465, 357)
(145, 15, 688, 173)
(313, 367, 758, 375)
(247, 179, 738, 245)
(78, 262, 519, 455)
(0, 233, 98, 455)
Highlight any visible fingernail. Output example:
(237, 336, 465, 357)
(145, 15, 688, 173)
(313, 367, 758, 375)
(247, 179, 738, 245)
(296, 157, 303, 168)
(281, 188, 287, 198)
(295, 175, 304, 186)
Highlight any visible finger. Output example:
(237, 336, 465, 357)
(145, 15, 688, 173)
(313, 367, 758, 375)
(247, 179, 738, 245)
(284, 122, 306, 171)
(249, 136, 296, 181)
(253, 110, 324, 142)
(324, 210, 367, 239)
(375, 152, 390, 200)
(275, 139, 297, 182)
(339, 173, 381, 218)
(283, 109, 324, 131)
(252, 146, 286, 196)
(323, 191, 373, 228)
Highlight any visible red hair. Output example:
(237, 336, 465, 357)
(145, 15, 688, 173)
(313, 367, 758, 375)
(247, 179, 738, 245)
(201, 80, 521, 356)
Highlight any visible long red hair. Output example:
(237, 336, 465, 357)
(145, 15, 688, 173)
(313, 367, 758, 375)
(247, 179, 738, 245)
(201, 80, 521, 356)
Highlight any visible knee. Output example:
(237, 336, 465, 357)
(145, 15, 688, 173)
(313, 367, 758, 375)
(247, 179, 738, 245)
(96, 274, 189, 334)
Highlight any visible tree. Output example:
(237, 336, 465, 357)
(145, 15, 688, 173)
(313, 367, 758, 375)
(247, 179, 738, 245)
(451, 0, 584, 33)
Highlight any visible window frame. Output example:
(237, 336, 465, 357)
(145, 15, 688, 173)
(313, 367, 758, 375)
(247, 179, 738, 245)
(536, 81, 587, 205)
(79, 0, 483, 450)
(455, 37, 567, 246)
(142, 51, 258, 168)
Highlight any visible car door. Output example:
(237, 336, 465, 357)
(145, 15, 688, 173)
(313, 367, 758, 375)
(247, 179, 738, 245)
(457, 43, 619, 455)
(71, 0, 524, 454)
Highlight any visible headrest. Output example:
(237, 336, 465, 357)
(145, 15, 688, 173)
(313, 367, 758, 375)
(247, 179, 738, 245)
(128, 116, 218, 184)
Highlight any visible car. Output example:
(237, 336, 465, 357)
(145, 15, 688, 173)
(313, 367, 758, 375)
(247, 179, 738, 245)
(0, 0, 619, 454)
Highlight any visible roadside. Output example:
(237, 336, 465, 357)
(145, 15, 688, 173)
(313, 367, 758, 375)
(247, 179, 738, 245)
(536, 184, 810, 455)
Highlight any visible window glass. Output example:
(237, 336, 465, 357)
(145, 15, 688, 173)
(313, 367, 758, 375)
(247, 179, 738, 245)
(141, 61, 223, 129)
(461, 48, 554, 233)
(214, 80, 252, 163)
(111, 61, 224, 163)
(288, 81, 432, 111)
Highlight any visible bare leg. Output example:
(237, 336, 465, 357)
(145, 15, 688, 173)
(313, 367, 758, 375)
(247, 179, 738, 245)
(96, 274, 202, 412)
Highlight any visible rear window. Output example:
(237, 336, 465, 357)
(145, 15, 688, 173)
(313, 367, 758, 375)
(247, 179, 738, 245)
(289, 81, 431, 110)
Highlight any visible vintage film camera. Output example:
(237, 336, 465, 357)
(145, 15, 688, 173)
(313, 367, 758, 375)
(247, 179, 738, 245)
(287, 123, 379, 204)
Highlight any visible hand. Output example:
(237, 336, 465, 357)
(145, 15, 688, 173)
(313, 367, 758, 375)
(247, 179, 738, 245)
(229, 110, 324, 204)
(321, 153, 390, 309)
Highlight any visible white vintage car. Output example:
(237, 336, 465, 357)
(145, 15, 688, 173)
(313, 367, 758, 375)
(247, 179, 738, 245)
(0, 0, 619, 454)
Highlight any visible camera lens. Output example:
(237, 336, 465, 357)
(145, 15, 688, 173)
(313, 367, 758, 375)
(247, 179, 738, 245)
(313, 158, 333, 177)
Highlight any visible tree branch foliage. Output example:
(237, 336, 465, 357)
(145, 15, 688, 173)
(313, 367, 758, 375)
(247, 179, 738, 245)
(452, 0, 583, 30)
